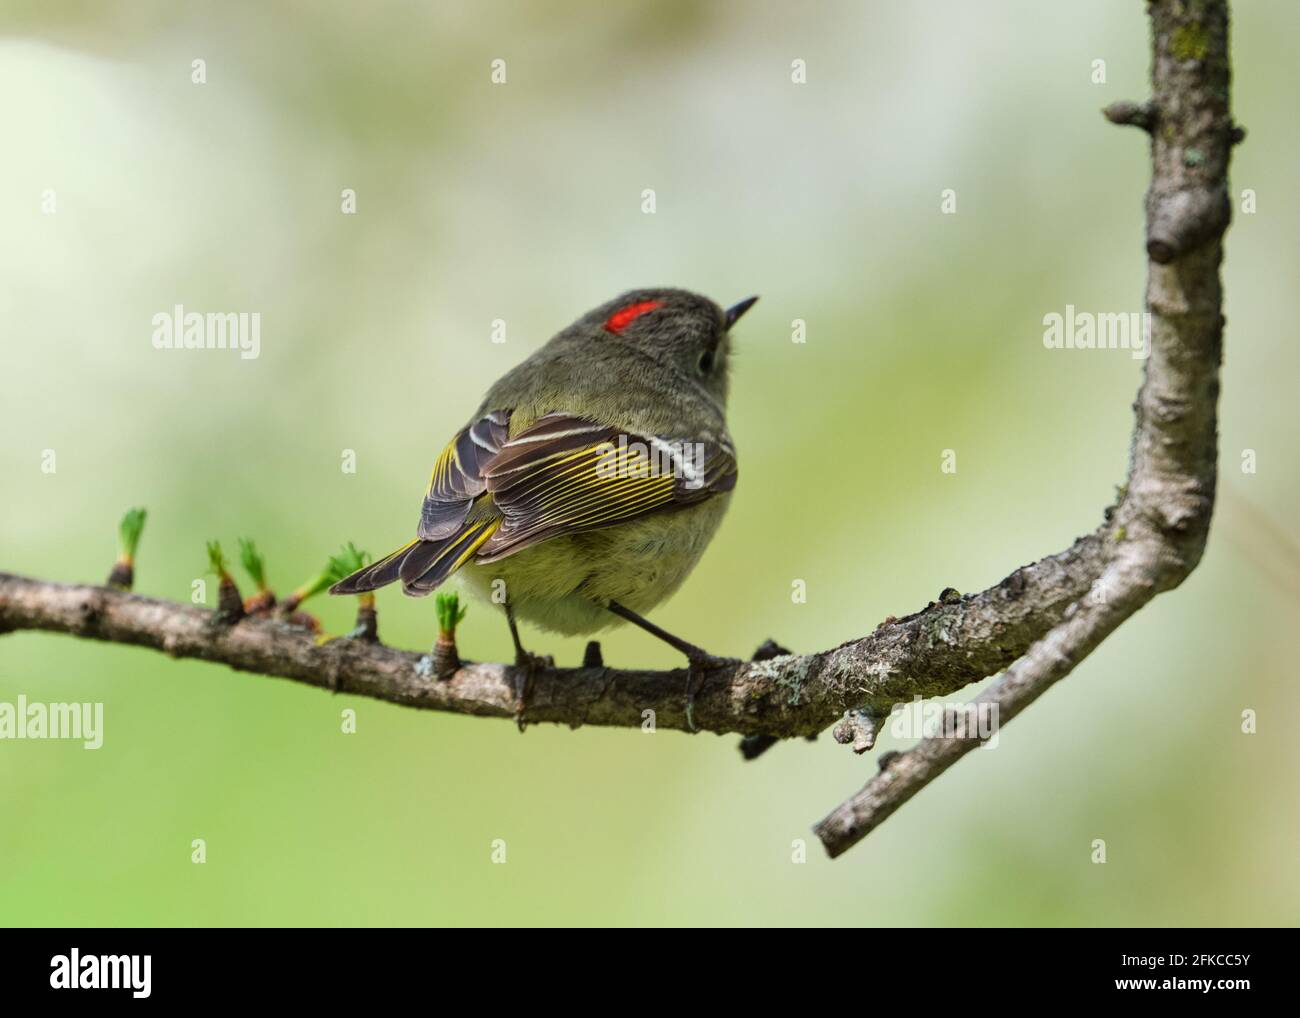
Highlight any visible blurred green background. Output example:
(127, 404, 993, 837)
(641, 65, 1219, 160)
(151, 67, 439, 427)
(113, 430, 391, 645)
(2, 0, 1296, 927)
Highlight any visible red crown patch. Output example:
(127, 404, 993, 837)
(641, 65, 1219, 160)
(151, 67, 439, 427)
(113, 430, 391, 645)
(604, 300, 661, 334)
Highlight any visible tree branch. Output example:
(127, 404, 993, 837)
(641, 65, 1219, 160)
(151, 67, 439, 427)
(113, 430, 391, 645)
(815, 0, 1232, 857)
(0, 0, 1232, 859)
(0, 524, 1105, 738)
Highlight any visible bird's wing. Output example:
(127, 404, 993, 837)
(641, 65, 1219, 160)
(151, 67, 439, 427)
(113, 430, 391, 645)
(331, 410, 736, 596)
(475, 412, 737, 562)
(417, 409, 511, 539)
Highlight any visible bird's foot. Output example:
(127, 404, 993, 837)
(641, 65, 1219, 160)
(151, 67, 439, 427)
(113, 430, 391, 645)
(512, 650, 552, 731)
(414, 654, 435, 679)
(600, 600, 737, 733)
(684, 652, 735, 733)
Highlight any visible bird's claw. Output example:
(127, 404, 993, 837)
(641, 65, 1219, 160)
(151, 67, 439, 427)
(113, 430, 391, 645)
(513, 650, 552, 731)
(684, 653, 733, 733)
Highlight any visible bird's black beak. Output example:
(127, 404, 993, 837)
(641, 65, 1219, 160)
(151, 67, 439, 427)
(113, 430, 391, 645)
(724, 295, 759, 330)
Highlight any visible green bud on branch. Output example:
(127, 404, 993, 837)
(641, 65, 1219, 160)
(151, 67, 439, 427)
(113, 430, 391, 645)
(107, 507, 147, 590)
(328, 542, 378, 642)
(206, 540, 245, 623)
(431, 591, 466, 679)
(237, 537, 277, 614)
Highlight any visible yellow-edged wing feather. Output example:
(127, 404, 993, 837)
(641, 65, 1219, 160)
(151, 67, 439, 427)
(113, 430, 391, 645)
(330, 411, 736, 596)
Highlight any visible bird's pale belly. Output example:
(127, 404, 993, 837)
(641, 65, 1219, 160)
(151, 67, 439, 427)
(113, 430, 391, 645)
(458, 494, 731, 636)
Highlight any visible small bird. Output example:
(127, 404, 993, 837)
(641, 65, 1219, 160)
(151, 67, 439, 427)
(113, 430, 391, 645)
(331, 288, 757, 722)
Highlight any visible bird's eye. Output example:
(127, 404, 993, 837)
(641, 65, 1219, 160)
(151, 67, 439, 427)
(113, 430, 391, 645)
(697, 350, 715, 375)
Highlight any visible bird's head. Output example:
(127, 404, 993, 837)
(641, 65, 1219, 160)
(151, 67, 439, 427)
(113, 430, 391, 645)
(581, 288, 758, 408)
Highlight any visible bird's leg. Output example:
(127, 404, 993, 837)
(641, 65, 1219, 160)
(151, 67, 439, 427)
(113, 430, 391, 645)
(606, 600, 733, 732)
(504, 601, 546, 730)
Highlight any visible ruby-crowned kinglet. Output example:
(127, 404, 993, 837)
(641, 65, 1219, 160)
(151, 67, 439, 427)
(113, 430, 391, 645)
(332, 288, 757, 715)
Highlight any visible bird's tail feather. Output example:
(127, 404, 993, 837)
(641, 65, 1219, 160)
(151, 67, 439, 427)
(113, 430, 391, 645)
(328, 539, 419, 595)
(328, 518, 501, 598)
(401, 517, 500, 596)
